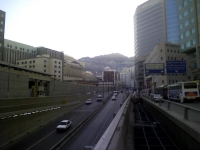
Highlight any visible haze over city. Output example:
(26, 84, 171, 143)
(0, 0, 147, 59)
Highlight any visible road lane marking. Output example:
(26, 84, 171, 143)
(27, 116, 76, 150)
(92, 104, 116, 145)
(27, 130, 55, 150)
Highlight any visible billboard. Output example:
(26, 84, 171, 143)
(166, 61, 186, 74)
(145, 63, 164, 74)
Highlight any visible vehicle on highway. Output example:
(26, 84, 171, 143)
(114, 91, 118, 96)
(56, 120, 72, 132)
(153, 93, 163, 102)
(112, 95, 116, 100)
(85, 99, 92, 104)
(168, 81, 200, 103)
(97, 95, 103, 102)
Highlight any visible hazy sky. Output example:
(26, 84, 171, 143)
(0, 0, 147, 59)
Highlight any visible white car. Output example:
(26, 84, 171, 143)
(56, 120, 72, 132)
(97, 95, 103, 102)
(86, 99, 92, 104)
(112, 95, 116, 100)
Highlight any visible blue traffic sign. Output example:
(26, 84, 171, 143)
(145, 63, 164, 74)
(166, 61, 186, 74)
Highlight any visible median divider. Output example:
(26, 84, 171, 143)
(50, 94, 112, 150)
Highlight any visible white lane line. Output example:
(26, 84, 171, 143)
(27, 116, 76, 150)
(92, 104, 116, 145)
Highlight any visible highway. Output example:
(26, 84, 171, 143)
(61, 92, 126, 150)
(2, 93, 104, 150)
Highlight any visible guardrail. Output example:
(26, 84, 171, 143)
(50, 94, 112, 150)
(142, 96, 200, 123)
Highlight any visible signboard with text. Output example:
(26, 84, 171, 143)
(166, 61, 186, 74)
(145, 63, 164, 74)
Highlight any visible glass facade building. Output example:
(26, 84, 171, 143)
(165, 0, 179, 44)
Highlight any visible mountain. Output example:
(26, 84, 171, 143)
(78, 53, 135, 75)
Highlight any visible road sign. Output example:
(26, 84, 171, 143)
(166, 61, 186, 74)
(145, 63, 164, 74)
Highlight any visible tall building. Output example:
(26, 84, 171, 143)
(134, 0, 179, 90)
(0, 10, 5, 61)
(134, 0, 167, 90)
(177, 0, 200, 79)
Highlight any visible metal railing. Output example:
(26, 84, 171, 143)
(142, 96, 200, 123)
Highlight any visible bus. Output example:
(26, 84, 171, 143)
(155, 85, 168, 99)
(168, 81, 199, 103)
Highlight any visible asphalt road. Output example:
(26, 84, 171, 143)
(60, 92, 126, 150)
(3, 93, 111, 150)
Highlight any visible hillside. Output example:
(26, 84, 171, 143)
(78, 53, 135, 75)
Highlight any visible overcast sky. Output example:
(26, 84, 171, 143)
(0, 0, 147, 59)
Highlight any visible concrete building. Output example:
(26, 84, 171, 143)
(144, 42, 189, 93)
(134, 0, 179, 90)
(120, 67, 134, 89)
(17, 54, 63, 80)
(3, 39, 36, 64)
(0, 10, 5, 61)
(177, 0, 200, 80)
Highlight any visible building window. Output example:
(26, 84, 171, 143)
(184, 20, 189, 27)
(160, 49, 162, 52)
(171, 49, 172, 52)
(54, 75, 56, 77)
(167, 49, 169, 52)
(59, 62, 61, 64)
(175, 57, 176, 60)
(161, 57, 163, 60)
(59, 66, 60, 68)
(20, 48, 22, 50)
(22, 62, 24, 64)
(25, 61, 27, 64)
(10, 45, 12, 48)
(59, 71, 60, 73)
(177, 50, 179, 53)
(55, 61, 57, 63)
(169, 80, 171, 84)
(55, 65, 57, 68)
(15, 46, 17, 49)
(193, 39, 196, 45)
(162, 80, 164, 84)
(171, 57, 173, 60)
(186, 41, 191, 47)
(29, 61, 32, 63)
(7, 44, 9, 47)
(182, 58, 184, 60)
(168, 56, 170, 60)
(44, 60, 46, 62)
(29, 65, 31, 68)
(33, 60, 35, 63)
(58, 75, 60, 77)
(181, 34, 183, 39)
(184, 10, 188, 16)
(33, 65, 35, 68)
(174, 50, 176, 53)
(17, 62, 19, 65)
(192, 28, 195, 34)
(185, 30, 190, 37)
(44, 70, 46, 72)
(180, 24, 183, 29)
(27, 49, 29, 52)
(184, 0, 187, 6)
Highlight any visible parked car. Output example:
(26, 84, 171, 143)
(97, 95, 103, 102)
(56, 120, 72, 132)
(112, 95, 116, 100)
(153, 94, 163, 102)
(85, 99, 92, 104)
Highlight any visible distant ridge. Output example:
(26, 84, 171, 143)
(78, 53, 135, 75)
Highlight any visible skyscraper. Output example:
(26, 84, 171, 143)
(134, 0, 180, 90)
(134, 0, 167, 89)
